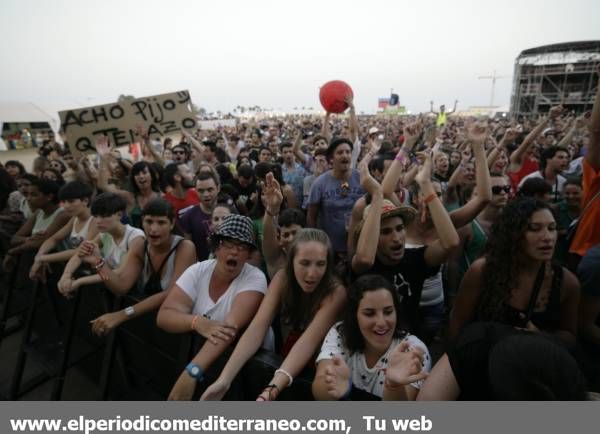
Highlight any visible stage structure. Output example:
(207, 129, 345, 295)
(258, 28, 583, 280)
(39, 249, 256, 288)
(510, 41, 600, 117)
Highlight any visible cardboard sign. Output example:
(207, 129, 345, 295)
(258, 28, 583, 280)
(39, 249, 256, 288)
(59, 90, 197, 155)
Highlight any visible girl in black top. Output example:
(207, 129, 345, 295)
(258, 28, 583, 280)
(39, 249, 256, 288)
(450, 198, 580, 347)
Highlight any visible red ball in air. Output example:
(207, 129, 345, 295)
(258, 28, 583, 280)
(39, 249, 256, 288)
(319, 80, 353, 114)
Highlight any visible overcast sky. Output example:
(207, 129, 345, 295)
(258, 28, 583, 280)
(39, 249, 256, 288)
(1, 0, 599, 114)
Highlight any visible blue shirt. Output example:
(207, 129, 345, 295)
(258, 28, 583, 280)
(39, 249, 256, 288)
(308, 169, 364, 253)
(282, 162, 307, 205)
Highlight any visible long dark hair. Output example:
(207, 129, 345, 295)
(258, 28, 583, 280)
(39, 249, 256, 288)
(339, 274, 406, 355)
(130, 161, 160, 195)
(281, 229, 336, 330)
(479, 197, 556, 321)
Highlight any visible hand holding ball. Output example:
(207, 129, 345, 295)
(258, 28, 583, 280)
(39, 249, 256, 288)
(319, 80, 353, 114)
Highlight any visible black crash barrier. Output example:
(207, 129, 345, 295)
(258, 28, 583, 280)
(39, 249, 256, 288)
(98, 293, 192, 400)
(8, 269, 109, 400)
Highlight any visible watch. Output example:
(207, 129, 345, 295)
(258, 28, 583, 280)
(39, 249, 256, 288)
(124, 306, 135, 317)
(186, 362, 204, 381)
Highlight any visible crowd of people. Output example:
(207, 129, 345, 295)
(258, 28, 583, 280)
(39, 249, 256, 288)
(1, 68, 599, 401)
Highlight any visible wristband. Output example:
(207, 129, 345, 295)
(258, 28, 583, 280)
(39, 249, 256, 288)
(93, 257, 105, 271)
(424, 193, 438, 204)
(274, 368, 293, 387)
(185, 362, 204, 382)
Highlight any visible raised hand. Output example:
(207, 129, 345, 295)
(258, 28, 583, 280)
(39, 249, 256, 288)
(403, 121, 424, 150)
(385, 341, 428, 387)
(95, 135, 112, 157)
(263, 172, 283, 215)
(502, 128, 519, 143)
(324, 356, 351, 399)
(466, 122, 488, 145)
(548, 105, 563, 119)
(358, 156, 382, 195)
(414, 150, 433, 186)
(344, 94, 355, 110)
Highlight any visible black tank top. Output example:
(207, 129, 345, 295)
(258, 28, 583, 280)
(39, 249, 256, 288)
(481, 263, 563, 331)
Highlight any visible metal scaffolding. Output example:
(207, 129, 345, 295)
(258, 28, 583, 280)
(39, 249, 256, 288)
(510, 41, 600, 118)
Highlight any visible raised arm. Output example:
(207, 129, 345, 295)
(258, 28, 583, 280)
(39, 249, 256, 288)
(416, 152, 460, 266)
(351, 162, 383, 274)
(448, 122, 492, 228)
(382, 121, 422, 202)
(556, 117, 578, 149)
(430, 101, 438, 115)
(587, 65, 600, 169)
(321, 112, 332, 142)
(346, 95, 358, 144)
(487, 128, 518, 169)
(136, 126, 164, 167)
(181, 130, 205, 155)
(291, 129, 309, 166)
(449, 99, 458, 114)
(509, 105, 562, 171)
(95, 137, 134, 203)
(262, 173, 285, 272)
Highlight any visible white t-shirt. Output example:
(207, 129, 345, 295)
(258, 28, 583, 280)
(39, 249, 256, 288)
(518, 170, 566, 200)
(176, 259, 267, 321)
(316, 322, 431, 397)
(176, 259, 273, 349)
(100, 224, 145, 269)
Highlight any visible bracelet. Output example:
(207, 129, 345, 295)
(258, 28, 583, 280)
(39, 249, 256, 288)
(424, 193, 438, 204)
(93, 257, 105, 271)
(274, 368, 293, 387)
(190, 315, 199, 332)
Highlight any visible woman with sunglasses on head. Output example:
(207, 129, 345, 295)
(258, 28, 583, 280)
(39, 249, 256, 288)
(450, 197, 580, 347)
(95, 136, 162, 228)
(200, 228, 346, 401)
(313, 274, 430, 401)
(157, 214, 268, 400)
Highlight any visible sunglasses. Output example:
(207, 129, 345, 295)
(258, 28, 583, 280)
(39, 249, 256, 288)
(219, 239, 250, 252)
(491, 185, 511, 195)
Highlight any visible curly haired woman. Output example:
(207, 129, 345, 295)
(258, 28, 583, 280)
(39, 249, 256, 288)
(449, 197, 580, 347)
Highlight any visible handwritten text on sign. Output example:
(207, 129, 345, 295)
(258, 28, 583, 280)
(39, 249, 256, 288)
(59, 90, 196, 155)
